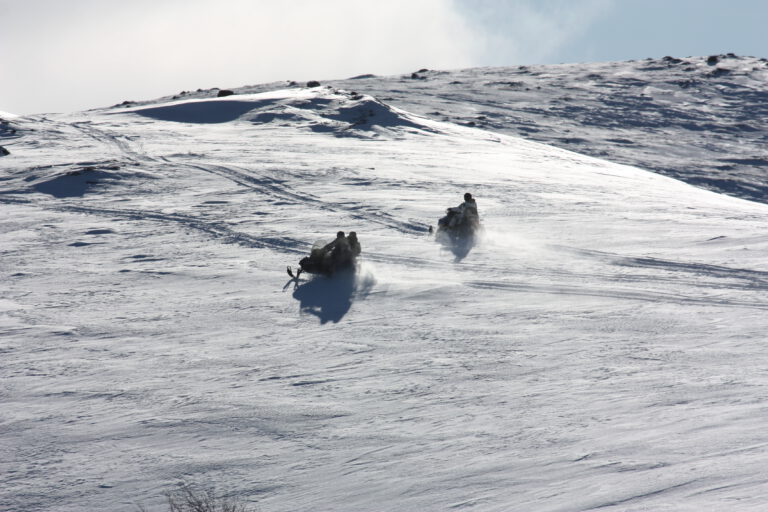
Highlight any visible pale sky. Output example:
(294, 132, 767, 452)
(1, 0, 766, 115)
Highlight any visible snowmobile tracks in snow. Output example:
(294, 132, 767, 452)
(186, 162, 429, 235)
(58, 204, 309, 255)
(617, 255, 768, 289)
(467, 280, 768, 310)
(57, 119, 430, 237)
(554, 245, 768, 291)
(71, 121, 153, 164)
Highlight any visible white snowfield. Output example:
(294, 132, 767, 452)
(1, 81, 768, 512)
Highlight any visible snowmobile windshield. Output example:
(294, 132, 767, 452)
(312, 239, 333, 252)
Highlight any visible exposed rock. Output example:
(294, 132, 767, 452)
(674, 78, 698, 88)
(0, 145, 9, 156)
(216, 90, 235, 97)
(0, 120, 16, 136)
(306, 81, 321, 88)
(707, 55, 720, 65)
(662, 56, 683, 64)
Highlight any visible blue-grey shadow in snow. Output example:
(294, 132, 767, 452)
(290, 269, 373, 324)
(127, 100, 268, 124)
(437, 232, 477, 262)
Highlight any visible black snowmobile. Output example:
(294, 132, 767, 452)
(287, 232, 360, 280)
(434, 206, 481, 242)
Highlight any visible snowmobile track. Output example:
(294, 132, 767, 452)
(71, 121, 153, 164)
(467, 280, 768, 310)
(184, 162, 429, 235)
(58, 204, 309, 255)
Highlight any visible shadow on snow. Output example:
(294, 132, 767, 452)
(286, 268, 374, 324)
(436, 231, 478, 262)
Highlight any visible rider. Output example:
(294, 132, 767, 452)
(322, 231, 352, 270)
(461, 192, 478, 217)
(322, 231, 347, 253)
(448, 192, 478, 227)
(295, 231, 359, 277)
(347, 231, 361, 257)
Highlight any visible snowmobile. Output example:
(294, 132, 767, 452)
(287, 236, 359, 280)
(434, 206, 481, 242)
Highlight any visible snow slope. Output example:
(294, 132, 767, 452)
(331, 54, 768, 205)
(125, 54, 767, 205)
(2, 81, 768, 511)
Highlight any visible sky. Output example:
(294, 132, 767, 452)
(1, 0, 767, 115)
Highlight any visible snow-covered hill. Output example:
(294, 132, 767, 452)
(329, 54, 768, 204)
(86, 53, 767, 205)
(2, 65, 768, 511)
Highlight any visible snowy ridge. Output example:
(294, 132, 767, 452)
(326, 54, 768, 204)
(2, 69, 768, 511)
(118, 87, 439, 138)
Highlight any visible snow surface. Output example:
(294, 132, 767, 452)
(155, 54, 768, 205)
(2, 65, 768, 511)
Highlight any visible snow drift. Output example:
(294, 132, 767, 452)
(122, 87, 435, 137)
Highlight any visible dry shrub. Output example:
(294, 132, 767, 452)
(164, 485, 255, 512)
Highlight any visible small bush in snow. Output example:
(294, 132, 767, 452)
(157, 485, 255, 512)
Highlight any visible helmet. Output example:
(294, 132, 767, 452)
(464, 192, 472, 201)
(337, 231, 345, 238)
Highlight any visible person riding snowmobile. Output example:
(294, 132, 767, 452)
(347, 231, 361, 257)
(450, 192, 478, 227)
(288, 231, 360, 278)
(438, 192, 479, 233)
(323, 231, 353, 270)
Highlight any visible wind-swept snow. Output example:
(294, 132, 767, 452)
(120, 87, 435, 138)
(2, 76, 768, 512)
(330, 55, 768, 205)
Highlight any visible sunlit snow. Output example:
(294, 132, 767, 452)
(2, 58, 768, 512)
